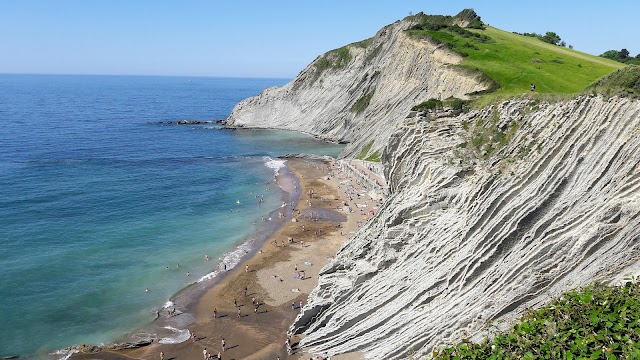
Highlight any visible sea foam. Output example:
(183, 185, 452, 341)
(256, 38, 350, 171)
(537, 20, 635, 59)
(264, 156, 287, 175)
(197, 240, 253, 283)
(158, 326, 190, 344)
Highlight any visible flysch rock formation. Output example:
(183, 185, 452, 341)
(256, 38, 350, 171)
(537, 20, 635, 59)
(223, 11, 640, 359)
(225, 16, 488, 158)
(291, 95, 640, 358)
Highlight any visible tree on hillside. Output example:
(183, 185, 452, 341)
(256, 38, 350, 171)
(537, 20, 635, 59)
(542, 31, 562, 45)
(600, 48, 640, 64)
(619, 48, 630, 59)
(600, 50, 620, 61)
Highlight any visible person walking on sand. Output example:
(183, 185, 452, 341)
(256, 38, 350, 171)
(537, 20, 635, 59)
(291, 302, 296, 310)
(217, 352, 221, 360)
(192, 332, 197, 342)
(203, 348, 208, 360)
(221, 338, 226, 351)
(160, 351, 165, 360)
(245, 264, 249, 272)
(234, 298, 237, 307)
(237, 308, 241, 318)
(244, 286, 248, 296)
(213, 307, 217, 319)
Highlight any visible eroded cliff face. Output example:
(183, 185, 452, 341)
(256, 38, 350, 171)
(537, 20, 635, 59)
(225, 18, 487, 158)
(291, 95, 640, 358)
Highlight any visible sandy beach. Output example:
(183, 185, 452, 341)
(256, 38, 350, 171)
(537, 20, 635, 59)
(73, 157, 379, 360)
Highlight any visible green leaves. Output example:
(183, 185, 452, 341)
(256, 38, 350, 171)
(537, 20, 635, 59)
(432, 281, 640, 359)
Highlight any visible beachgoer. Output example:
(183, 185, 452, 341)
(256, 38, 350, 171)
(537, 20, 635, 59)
(234, 298, 237, 307)
(530, 83, 536, 92)
(294, 264, 298, 271)
(237, 308, 241, 318)
(291, 302, 295, 310)
(187, 271, 190, 276)
(205, 254, 209, 261)
(145, 288, 149, 292)
(203, 348, 208, 360)
(221, 338, 226, 351)
(254, 305, 258, 313)
(160, 351, 165, 360)
(217, 352, 221, 360)
(300, 301, 303, 310)
(244, 286, 248, 296)
(192, 332, 197, 342)
(245, 265, 249, 272)
(213, 308, 217, 318)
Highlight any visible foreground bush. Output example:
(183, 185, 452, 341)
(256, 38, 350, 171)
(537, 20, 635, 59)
(432, 281, 640, 359)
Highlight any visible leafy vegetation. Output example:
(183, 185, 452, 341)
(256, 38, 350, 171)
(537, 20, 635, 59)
(312, 46, 353, 83)
(356, 141, 373, 160)
(404, 10, 623, 103)
(353, 38, 373, 48)
(432, 280, 640, 360)
(587, 65, 640, 98)
(412, 98, 443, 111)
(350, 91, 375, 114)
(600, 49, 640, 65)
(412, 97, 467, 112)
(513, 31, 566, 47)
(365, 150, 381, 162)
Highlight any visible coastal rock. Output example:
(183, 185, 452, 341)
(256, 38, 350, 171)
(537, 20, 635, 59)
(225, 17, 488, 158)
(291, 95, 640, 358)
(68, 339, 155, 354)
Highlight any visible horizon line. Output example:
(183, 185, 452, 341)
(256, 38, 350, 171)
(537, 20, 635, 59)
(0, 72, 293, 80)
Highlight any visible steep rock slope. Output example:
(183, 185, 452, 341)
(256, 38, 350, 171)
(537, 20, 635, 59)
(291, 95, 640, 358)
(225, 17, 487, 157)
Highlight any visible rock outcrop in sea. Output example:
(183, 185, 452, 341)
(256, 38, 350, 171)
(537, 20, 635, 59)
(225, 13, 640, 360)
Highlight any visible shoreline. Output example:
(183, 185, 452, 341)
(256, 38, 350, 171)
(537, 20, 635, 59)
(70, 157, 377, 360)
(58, 158, 299, 359)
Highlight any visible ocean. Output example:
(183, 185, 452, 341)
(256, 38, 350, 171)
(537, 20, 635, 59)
(0, 74, 343, 357)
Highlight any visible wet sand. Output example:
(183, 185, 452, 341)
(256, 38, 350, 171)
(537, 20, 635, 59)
(75, 158, 379, 360)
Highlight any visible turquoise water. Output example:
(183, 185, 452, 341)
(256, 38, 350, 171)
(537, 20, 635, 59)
(0, 74, 343, 356)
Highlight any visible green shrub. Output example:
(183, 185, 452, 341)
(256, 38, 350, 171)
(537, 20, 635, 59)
(433, 281, 640, 360)
(312, 46, 353, 83)
(350, 91, 375, 113)
(356, 141, 374, 160)
(412, 98, 443, 111)
(365, 150, 381, 162)
(587, 65, 640, 98)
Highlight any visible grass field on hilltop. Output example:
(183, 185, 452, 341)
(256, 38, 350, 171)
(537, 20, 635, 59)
(406, 22, 624, 103)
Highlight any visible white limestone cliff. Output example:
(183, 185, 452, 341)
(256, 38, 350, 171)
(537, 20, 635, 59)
(225, 17, 488, 158)
(290, 95, 640, 358)
(224, 11, 640, 360)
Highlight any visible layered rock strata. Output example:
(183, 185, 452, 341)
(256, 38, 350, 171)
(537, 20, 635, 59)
(225, 17, 488, 158)
(291, 95, 640, 358)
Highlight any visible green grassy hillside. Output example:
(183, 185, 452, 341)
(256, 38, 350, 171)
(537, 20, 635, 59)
(406, 13, 624, 102)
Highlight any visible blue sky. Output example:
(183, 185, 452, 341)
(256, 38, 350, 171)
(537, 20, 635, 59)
(0, 1, 637, 78)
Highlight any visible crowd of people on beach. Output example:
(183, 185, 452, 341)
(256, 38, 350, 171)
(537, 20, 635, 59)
(154, 160, 380, 360)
